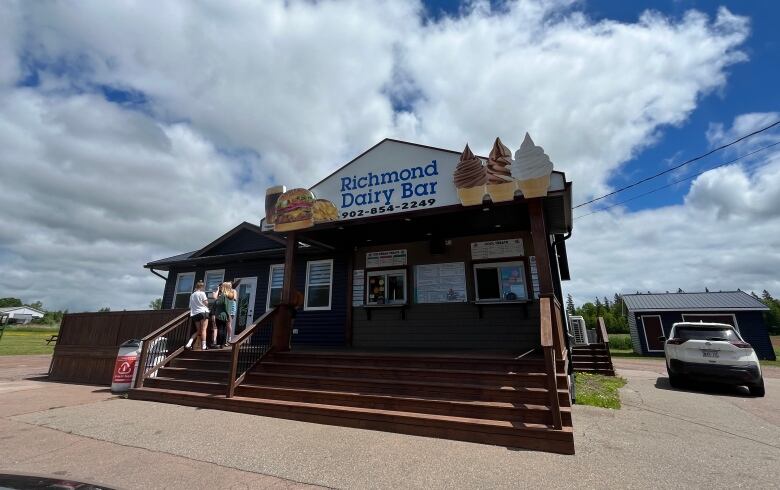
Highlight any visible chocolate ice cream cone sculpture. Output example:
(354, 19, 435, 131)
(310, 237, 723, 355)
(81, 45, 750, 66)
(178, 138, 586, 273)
(486, 137, 516, 203)
(453, 144, 487, 206)
(513, 133, 553, 198)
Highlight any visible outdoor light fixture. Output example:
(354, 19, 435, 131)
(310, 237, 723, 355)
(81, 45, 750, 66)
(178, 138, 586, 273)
(482, 207, 490, 212)
(404, 218, 412, 222)
(338, 226, 344, 230)
(425, 232, 432, 236)
(495, 224, 502, 228)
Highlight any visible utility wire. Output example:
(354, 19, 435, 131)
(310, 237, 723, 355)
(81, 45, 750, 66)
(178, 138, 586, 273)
(574, 140, 780, 220)
(573, 119, 780, 209)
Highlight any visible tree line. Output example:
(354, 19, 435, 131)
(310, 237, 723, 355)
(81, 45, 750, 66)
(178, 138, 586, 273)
(566, 290, 780, 335)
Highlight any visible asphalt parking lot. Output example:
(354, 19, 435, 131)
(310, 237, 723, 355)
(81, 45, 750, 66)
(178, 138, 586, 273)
(1, 355, 778, 489)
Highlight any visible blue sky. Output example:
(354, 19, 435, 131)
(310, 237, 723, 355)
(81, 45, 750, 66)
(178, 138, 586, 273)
(2, 0, 779, 309)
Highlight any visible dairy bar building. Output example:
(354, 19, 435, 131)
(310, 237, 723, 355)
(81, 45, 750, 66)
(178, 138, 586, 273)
(138, 136, 577, 454)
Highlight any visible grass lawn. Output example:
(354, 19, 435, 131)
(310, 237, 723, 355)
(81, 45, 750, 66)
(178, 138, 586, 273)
(575, 372, 627, 409)
(0, 326, 59, 356)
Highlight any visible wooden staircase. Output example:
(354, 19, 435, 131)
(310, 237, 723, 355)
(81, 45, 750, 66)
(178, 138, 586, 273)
(571, 343, 615, 376)
(130, 349, 574, 454)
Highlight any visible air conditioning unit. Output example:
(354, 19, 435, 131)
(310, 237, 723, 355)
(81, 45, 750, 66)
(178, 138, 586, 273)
(569, 316, 589, 346)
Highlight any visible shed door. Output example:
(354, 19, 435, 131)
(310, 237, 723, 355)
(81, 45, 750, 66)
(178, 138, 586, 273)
(640, 316, 665, 352)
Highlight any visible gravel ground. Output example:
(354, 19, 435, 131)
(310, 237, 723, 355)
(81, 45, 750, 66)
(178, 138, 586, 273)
(4, 356, 778, 489)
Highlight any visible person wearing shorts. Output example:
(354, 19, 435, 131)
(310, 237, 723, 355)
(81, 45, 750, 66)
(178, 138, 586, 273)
(186, 281, 209, 350)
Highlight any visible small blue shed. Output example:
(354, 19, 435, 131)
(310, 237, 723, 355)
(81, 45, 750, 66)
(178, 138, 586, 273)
(623, 291, 775, 360)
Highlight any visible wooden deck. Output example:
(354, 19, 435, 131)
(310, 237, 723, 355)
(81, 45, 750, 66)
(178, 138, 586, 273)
(130, 348, 574, 454)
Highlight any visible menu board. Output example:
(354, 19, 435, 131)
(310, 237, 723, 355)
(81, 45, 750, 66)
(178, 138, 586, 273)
(528, 256, 541, 299)
(352, 269, 365, 306)
(470, 239, 524, 260)
(415, 262, 467, 303)
(366, 249, 407, 268)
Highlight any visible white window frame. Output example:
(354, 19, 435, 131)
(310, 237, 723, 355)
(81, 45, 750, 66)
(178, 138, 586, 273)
(172, 272, 196, 309)
(266, 263, 285, 311)
(203, 269, 225, 297)
(304, 259, 334, 311)
(640, 315, 665, 353)
(681, 313, 740, 333)
(366, 269, 408, 305)
(472, 260, 528, 302)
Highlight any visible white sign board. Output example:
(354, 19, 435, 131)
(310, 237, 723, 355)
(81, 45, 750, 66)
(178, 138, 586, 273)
(366, 249, 407, 268)
(352, 269, 365, 306)
(529, 256, 540, 299)
(470, 239, 524, 260)
(308, 139, 566, 222)
(415, 262, 467, 303)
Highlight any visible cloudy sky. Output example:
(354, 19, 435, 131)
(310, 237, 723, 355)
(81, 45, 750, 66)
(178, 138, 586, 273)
(1, 0, 778, 311)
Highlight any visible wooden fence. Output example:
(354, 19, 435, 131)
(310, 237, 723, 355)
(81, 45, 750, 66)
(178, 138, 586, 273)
(49, 309, 187, 385)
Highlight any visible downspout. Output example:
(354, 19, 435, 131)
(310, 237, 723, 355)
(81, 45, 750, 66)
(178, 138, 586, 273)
(149, 268, 168, 281)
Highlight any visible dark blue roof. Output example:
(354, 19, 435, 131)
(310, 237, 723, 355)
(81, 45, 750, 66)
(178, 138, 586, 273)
(622, 291, 769, 311)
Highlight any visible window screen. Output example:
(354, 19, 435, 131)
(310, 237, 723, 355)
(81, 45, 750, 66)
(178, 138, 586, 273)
(305, 260, 333, 310)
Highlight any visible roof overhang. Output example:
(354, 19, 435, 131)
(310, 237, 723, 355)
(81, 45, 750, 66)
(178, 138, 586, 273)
(628, 307, 769, 313)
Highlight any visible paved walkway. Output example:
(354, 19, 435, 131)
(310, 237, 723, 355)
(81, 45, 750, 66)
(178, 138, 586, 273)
(1, 355, 778, 489)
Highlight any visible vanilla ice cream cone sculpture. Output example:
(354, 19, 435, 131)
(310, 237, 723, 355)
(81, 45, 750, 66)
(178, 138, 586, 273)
(486, 137, 516, 203)
(513, 133, 554, 198)
(453, 144, 487, 206)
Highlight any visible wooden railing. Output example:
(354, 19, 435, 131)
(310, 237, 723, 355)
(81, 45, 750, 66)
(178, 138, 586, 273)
(540, 297, 563, 430)
(134, 311, 194, 389)
(226, 306, 280, 398)
(596, 316, 610, 346)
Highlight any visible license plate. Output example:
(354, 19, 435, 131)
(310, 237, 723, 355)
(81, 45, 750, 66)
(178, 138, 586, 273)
(702, 350, 719, 358)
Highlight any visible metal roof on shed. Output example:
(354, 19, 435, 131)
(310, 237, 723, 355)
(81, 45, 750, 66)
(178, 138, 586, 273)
(622, 291, 769, 312)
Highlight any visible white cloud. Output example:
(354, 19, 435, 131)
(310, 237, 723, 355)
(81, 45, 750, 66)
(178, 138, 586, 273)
(568, 115, 780, 304)
(0, 1, 765, 311)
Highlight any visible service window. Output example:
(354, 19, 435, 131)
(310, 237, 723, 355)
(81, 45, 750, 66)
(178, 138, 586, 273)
(367, 269, 407, 305)
(473, 261, 527, 302)
(305, 260, 333, 310)
(172, 272, 195, 309)
(266, 264, 284, 310)
(203, 269, 225, 295)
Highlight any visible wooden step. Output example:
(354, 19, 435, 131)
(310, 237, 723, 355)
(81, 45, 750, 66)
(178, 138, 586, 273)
(234, 383, 572, 425)
(244, 372, 570, 406)
(143, 376, 226, 394)
(573, 367, 616, 375)
(156, 367, 229, 382)
(169, 358, 232, 370)
(255, 362, 567, 388)
(129, 387, 574, 454)
(272, 352, 564, 372)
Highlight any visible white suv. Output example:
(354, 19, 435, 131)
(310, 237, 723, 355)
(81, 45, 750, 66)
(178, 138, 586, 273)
(661, 322, 764, 397)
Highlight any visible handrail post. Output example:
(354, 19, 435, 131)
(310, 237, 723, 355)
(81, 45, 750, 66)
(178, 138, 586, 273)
(135, 339, 150, 389)
(540, 297, 563, 430)
(227, 343, 239, 398)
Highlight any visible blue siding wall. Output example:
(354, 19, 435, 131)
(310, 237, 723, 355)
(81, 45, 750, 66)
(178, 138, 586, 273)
(158, 253, 348, 348)
(632, 310, 775, 360)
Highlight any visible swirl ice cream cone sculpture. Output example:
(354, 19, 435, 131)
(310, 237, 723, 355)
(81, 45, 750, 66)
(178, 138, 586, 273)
(513, 133, 554, 198)
(486, 137, 516, 203)
(453, 144, 487, 206)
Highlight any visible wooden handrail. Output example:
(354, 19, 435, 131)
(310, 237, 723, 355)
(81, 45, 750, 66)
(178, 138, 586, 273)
(539, 298, 563, 430)
(597, 317, 609, 345)
(135, 311, 191, 389)
(140, 311, 190, 341)
(230, 307, 278, 346)
(227, 306, 280, 397)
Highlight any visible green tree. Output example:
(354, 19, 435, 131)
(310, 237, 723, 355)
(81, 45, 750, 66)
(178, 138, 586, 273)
(98, 307, 111, 312)
(0, 298, 22, 307)
(27, 301, 44, 310)
(565, 294, 575, 315)
(149, 298, 163, 310)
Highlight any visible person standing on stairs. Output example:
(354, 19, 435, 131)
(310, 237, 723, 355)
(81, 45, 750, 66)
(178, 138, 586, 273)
(211, 282, 236, 348)
(186, 280, 209, 351)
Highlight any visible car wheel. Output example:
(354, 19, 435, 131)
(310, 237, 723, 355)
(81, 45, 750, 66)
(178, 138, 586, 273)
(668, 372, 683, 388)
(749, 378, 765, 397)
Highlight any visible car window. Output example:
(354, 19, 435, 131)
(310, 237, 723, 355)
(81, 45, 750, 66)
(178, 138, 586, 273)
(675, 327, 738, 341)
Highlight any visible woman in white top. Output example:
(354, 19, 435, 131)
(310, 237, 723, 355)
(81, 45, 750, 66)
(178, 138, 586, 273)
(186, 280, 210, 350)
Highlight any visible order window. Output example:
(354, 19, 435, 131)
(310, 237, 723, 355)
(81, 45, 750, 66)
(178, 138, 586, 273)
(473, 261, 527, 302)
(305, 260, 333, 310)
(266, 264, 284, 310)
(367, 269, 407, 305)
(172, 272, 195, 309)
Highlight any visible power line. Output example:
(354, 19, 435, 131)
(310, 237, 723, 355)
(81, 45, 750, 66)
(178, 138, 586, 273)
(573, 119, 780, 209)
(574, 140, 780, 220)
